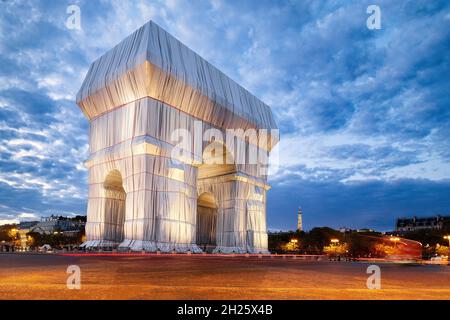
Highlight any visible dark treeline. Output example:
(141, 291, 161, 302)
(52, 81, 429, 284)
(268, 225, 450, 258)
(269, 227, 382, 257)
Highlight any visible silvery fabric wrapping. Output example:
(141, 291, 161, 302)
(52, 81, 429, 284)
(77, 21, 278, 253)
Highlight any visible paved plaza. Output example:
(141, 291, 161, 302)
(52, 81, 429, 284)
(0, 254, 449, 300)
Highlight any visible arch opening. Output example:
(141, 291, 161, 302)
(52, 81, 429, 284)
(103, 170, 126, 246)
(198, 141, 236, 179)
(196, 192, 218, 253)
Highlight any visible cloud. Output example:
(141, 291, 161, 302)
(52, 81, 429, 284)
(18, 212, 39, 220)
(267, 177, 450, 231)
(0, 0, 449, 230)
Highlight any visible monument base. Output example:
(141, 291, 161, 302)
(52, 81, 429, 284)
(118, 240, 203, 253)
(80, 240, 120, 250)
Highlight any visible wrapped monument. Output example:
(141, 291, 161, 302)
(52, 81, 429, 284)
(77, 21, 279, 253)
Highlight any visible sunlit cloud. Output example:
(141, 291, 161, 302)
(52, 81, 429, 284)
(0, 0, 449, 229)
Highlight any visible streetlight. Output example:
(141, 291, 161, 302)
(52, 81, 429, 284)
(444, 235, 450, 247)
(8, 228, 18, 239)
(389, 236, 400, 249)
(288, 239, 299, 252)
(330, 239, 340, 257)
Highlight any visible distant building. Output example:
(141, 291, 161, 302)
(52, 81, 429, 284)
(61, 230, 80, 237)
(18, 221, 38, 229)
(357, 228, 375, 233)
(0, 241, 15, 252)
(339, 227, 353, 233)
(395, 215, 450, 232)
(28, 215, 85, 235)
(297, 207, 303, 232)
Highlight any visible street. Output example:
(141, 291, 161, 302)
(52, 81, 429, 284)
(0, 253, 449, 299)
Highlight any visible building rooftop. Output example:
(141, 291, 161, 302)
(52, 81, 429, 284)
(77, 20, 278, 143)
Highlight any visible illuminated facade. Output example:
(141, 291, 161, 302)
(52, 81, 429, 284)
(396, 215, 450, 232)
(77, 21, 278, 253)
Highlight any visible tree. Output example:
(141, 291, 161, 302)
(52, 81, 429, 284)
(301, 227, 343, 254)
(398, 229, 446, 247)
(323, 243, 349, 256)
(283, 239, 300, 252)
(26, 231, 83, 248)
(0, 229, 10, 242)
(7, 228, 19, 242)
(0, 224, 18, 242)
(373, 243, 399, 257)
(345, 234, 381, 258)
(435, 245, 449, 257)
(268, 230, 297, 253)
(73, 215, 87, 223)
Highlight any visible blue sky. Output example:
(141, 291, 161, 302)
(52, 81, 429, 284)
(0, 0, 449, 231)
